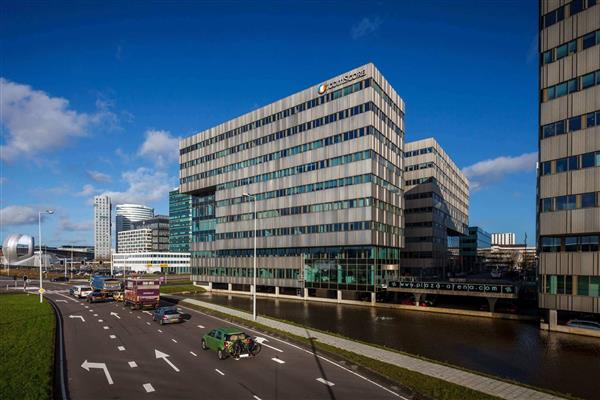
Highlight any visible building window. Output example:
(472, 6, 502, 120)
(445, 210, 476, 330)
(541, 237, 561, 252)
(581, 192, 597, 208)
(542, 161, 552, 175)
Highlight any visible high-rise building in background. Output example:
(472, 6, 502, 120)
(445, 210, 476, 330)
(117, 229, 153, 253)
(132, 215, 170, 252)
(115, 204, 154, 250)
(93, 195, 112, 260)
(402, 138, 469, 278)
(491, 232, 516, 246)
(169, 189, 192, 252)
(180, 63, 405, 300)
(538, 0, 600, 323)
(460, 226, 491, 273)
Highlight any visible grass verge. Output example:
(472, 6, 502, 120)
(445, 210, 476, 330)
(0, 293, 55, 400)
(176, 299, 503, 400)
(160, 283, 206, 295)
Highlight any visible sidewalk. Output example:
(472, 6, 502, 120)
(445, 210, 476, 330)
(177, 297, 565, 400)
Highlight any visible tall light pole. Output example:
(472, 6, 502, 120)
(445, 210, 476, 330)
(38, 209, 54, 303)
(243, 193, 257, 320)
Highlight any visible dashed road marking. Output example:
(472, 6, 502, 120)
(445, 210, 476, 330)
(197, 325, 204, 328)
(316, 378, 335, 386)
(84, 306, 89, 308)
(215, 369, 224, 376)
(103, 326, 109, 330)
(88, 310, 93, 312)
(146, 322, 151, 325)
(253, 396, 262, 400)
(190, 351, 197, 356)
(272, 357, 285, 364)
(109, 335, 116, 339)
(118, 346, 125, 351)
(157, 329, 163, 333)
(129, 361, 137, 368)
(98, 319, 103, 322)
(93, 314, 98, 317)
(171, 339, 177, 343)
(143, 383, 155, 393)
(130, 311, 133, 314)
(137, 316, 141, 319)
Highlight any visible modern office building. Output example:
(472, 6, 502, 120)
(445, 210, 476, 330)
(402, 138, 469, 278)
(180, 63, 405, 300)
(491, 232, 516, 246)
(538, 0, 600, 322)
(94, 195, 112, 260)
(115, 204, 154, 251)
(169, 189, 192, 252)
(132, 215, 170, 252)
(111, 252, 191, 274)
(460, 226, 492, 274)
(117, 229, 153, 253)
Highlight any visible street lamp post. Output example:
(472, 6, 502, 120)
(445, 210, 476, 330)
(38, 209, 54, 303)
(243, 193, 257, 321)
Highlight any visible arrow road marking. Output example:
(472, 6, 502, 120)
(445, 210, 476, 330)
(215, 369, 225, 376)
(110, 312, 121, 319)
(143, 383, 155, 393)
(128, 361, 137, 368)
(255, 337, 283, 353)
(316, 378, 335, 386)
(69, 315, 85, 322)
(81, 360, 113, 385)
(272, 357, 285, 364)
(155, 349, 179, 372)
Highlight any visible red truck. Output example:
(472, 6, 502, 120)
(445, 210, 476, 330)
(124, 277, 161, 310)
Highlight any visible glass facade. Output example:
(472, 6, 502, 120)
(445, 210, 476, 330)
(169, 190, 192, 252)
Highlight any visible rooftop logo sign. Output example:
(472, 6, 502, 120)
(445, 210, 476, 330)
(318, 69, 366, 94)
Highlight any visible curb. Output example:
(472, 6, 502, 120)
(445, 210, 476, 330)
(47, 298, 70, 400)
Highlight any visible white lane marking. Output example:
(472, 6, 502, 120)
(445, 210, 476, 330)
(271, 357, 285, 364)
(190, 351, 197, 357)
(128, 361, 137, 368)
(103, 326, 109, 330)
(197, 324, 205, 328)
(137, 316, 141, 319)
(155, 350, 179, 372)
(143, 311, 152, 316)
(110, 312, 121, 319)
(69, 315, 86, 322)
(316, 378, 335, 387)
(172, 302, 405, 399)
(254, 337, 283, 353)
(171, 339, 177, 343)
(118, 346, 125, 351)
(109, 335, 116, 339)
(93, 314, 98, 317)
(146, 322, 151, 326)
(56, 299, 68, 303)
(253, 396, 262, 400)
(129, 311, 133, 314)
(81, 360, 113, 385)
(157, 329, 163, 333)
(143, 383, 155, 393)
(84, 306, 89, 308)
(215, 369, 225, 376)
(98, 319, 103, 322)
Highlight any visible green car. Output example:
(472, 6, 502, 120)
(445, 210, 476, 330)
(201, 327, 260, 360)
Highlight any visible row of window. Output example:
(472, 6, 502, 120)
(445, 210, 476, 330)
(192, 246, 401, 260)
(541, 110, 600, 138)
(217, 197, 402, 224)
(541, 150, 600, 175)
(541, 0, 596, 29)
(180, 78, 373, 155)
(541, 275, 600, 297)
(542, 29, 600, 65)
(405, 147, 434, 158)
(406, 176, 434, 186)
(215, 173, 402, 208)
(540, 192, 599, 212)
(405, 161, 434, 172)
(214, 220, 402, 240)
(543, 69, 600, 102)
(181, 101, 401, 171)
(541, 235, 600, 252)
(213, 126, 401, 191)
(193, 267, 301, 280)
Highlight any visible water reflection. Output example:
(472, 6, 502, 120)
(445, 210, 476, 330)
(196, 292, 600, 399)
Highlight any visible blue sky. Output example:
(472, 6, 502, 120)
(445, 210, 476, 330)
(0, 0, 538, 247)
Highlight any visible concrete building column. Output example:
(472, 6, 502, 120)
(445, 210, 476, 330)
(250, 284, 255, 294)
(371, 292, 376, 305)
(208, 282, 213, 291)
(549, 309, 558, 328)
(227, 283, 232, 291)
(337, 290, 342, 303)
(414, 293, 423, 306)
(487, 297, 498, 313)
(303, 288, 308, 299)
(275, 286, 280, 296)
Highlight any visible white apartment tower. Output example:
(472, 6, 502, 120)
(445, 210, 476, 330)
(94, 195, 112, 260)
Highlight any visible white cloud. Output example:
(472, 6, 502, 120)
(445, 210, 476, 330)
(0, 205, 47, 226)
(351, 17, 383, 39)
(87, 170, 112, 183)
(77, 184, 101, 197)
(98, 167, 174, 205)
(0, 78, 117, 163)
(138, 129, 180, 168)
(463, 152, 537, 190)
(59, 217, 92, 232)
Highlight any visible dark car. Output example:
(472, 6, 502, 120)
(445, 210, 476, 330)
(51, 276, 70, 282)
(86, 291, 110, 303)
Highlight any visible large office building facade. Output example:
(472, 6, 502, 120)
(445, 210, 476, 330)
(132, 215, 170, 252)
(115, 204, 154, 251)
(181, 64, 405, 298)
(402, 138, 469, 278)
(93, 195, 112, 260)
(538, 0, 600, 320)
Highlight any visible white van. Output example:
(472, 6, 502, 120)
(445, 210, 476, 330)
(71, 285, 93, 298)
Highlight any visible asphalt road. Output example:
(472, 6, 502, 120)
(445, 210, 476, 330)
(11, 280, 405, 400)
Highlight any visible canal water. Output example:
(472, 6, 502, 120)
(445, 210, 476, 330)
(195, 292, 600, 399)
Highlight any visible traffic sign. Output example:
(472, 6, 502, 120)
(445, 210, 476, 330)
(38, 288, 46, 294)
